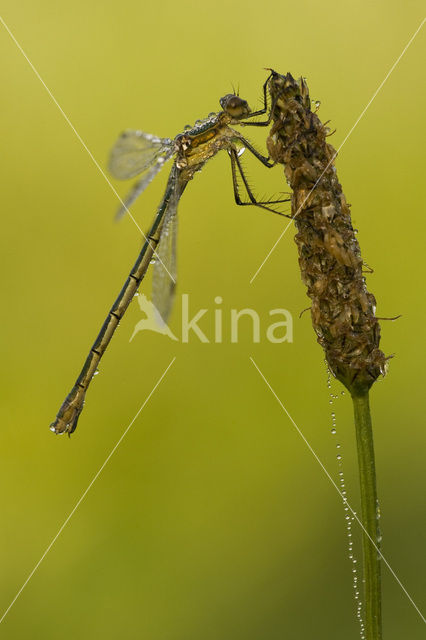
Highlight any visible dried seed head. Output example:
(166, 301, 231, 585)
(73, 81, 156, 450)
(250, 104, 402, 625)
(266, 71, 388, 394)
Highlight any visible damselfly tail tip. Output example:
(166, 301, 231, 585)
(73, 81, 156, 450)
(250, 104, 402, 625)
(49, 388, 86, 436)
(49, 416, 79, 437)
(49, 419, 68, 435)
(49, 418, 73, 436)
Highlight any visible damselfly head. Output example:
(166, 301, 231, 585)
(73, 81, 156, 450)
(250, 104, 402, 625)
(220, 94, 251, 119)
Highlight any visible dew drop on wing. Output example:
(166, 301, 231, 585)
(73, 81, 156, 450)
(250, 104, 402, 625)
(109, 130, 171, 180)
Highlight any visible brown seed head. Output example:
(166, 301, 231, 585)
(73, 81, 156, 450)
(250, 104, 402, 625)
(266, 71, 388, 395)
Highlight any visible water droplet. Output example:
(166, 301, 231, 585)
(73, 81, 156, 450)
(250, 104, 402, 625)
(93, 370, 100, 376)
(325, 362, 363, 639)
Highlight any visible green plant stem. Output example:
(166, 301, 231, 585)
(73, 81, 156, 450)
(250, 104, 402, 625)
(352, 391, 382, 640)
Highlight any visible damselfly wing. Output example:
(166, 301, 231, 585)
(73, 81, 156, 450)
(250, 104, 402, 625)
(109, 129, 179, 322)
(109, 130, 174, 219)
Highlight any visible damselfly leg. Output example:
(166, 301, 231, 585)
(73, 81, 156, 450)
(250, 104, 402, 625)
(229, 147, 292, 218)
(238, 71, 277, 127)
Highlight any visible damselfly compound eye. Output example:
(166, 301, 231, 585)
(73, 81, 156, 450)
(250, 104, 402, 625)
(220, 94, 251, 118)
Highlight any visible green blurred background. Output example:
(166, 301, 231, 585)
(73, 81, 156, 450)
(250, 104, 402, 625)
(0, 1, 425, 638)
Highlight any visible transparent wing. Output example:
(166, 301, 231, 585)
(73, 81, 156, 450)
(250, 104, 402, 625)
(152, 184, 181, 324)
(109, 130, 173, 180)
(115, 146, 175, 220)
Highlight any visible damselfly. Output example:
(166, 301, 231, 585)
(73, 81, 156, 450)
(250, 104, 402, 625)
(50, 72, 289, 435)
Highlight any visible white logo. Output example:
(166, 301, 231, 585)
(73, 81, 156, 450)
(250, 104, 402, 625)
(131, 294, 293, 344)
(130, 294, 178, 342)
